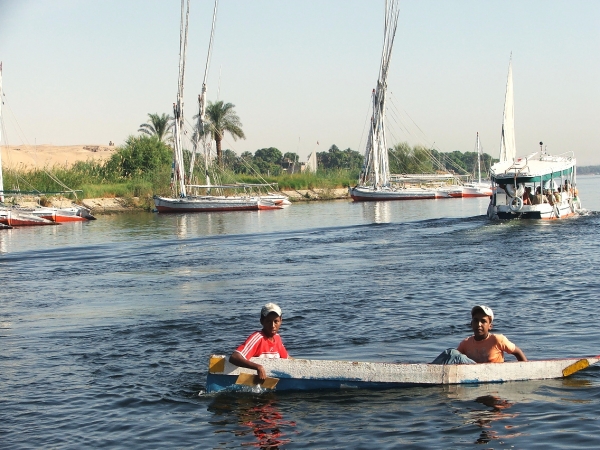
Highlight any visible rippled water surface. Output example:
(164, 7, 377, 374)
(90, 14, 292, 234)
(2, 176, 600, 449)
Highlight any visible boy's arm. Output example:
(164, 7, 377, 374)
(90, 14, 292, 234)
(511, 346, 527, 361)
(229, 351, 267, 381)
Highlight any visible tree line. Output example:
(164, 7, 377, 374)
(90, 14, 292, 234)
(117, 104, 497, 180)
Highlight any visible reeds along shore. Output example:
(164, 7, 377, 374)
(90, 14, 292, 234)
(2, 157, 356, 213)
(2, 188, 351, 216)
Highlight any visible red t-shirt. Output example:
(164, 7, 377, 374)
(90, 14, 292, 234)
(235, 331, 288, 359)
(457, 333, 517, 363)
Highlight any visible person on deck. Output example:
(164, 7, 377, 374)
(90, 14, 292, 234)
(532, 186, 544, 205)
(432, 305, 527, 364)
(523, 187, 533, 205)
(229, 303, 289, 381)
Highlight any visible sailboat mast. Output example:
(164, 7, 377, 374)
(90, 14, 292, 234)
(172, 0, 190, 198)
(0, 62, 4, 203)
(361, 0, 399, 189)
(476, 132, 482, 184)
(499, 55, 516, 162)
(192, 0, 219, 188)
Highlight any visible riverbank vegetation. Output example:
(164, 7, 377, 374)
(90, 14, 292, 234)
(3, 136, 499, 209)
(2, 109, 499, 209)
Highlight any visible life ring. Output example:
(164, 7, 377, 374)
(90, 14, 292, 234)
(505, 183, 525, 198)
(509, 196, 523, 212)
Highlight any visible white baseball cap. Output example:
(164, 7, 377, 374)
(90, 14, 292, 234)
(261, 303, 282, 317)
(471, 305, 494, 321)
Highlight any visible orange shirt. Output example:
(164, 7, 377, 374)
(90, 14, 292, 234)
(456, 333, 516, 363)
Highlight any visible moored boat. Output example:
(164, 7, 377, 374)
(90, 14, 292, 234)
(154, 194, 261, 213)
(350, 185, 440, 201)
(461, 132, 493, 197)
(462, 182, 492, 198)
(12, 205, 96, 222)
(206, 354, 600, 393)
(349, 1, 401, 202)
(436, 186, 463, 198)
(0, 209, 56, 226)
(1, 64, 95, 224)
(154, 0, 288, 214)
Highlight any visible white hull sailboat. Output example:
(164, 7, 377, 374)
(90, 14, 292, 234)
(351, 185, 442, 201)
(461, 133, 493, 198)
(349, 2, 459, 203)
(154, 0, 286, 214)
(487, 57, 581, 220)
(349, 1, 414, 202)
(0, 209, 56, 226)
(0, 63, 95, 224)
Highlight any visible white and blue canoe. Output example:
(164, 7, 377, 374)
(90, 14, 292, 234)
(206, 354, 600, 393)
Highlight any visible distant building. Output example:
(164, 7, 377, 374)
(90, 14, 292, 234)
(281, 157, 303, 174)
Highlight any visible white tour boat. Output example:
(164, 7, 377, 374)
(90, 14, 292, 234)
(487, 57, 581, 220)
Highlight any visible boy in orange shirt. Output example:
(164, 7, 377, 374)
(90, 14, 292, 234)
(432, 305, 527, 364)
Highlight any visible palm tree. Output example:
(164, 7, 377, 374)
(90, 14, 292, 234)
(138, 113, 172, 143)
(197, 101, 245, 167)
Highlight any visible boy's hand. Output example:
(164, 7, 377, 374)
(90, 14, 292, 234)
(229, 352, 268, 380)
(256, 365, 267, 381)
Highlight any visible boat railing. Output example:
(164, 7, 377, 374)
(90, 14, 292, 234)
(539, 150, 574, 162)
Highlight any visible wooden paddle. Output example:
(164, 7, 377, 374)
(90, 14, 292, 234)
(235, 373, 279, 390)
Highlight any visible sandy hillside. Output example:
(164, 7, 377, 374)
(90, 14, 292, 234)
(1, 145, 116, 170)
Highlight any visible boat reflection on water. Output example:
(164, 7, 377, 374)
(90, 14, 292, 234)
(360, 201, 392, 224)
(208, 393, 296, 449)
(445, 384, 522, 445)
(471, 395, 519, 444)
(444, 377, 595, 445)
(373, 201, 392, 224)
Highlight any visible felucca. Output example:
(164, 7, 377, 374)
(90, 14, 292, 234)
(154, 0, 287, 213)
(0, 62, 95, 225)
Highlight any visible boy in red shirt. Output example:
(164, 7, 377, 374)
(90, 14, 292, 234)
(229, 303, 289, 380)
(432, 305, 527, 364)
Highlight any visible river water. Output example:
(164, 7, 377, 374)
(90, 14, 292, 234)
(2, 176, 600, 449)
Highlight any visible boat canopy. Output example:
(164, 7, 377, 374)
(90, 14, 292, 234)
(490, 151, 576, 185)
(492, 166, 574, 184)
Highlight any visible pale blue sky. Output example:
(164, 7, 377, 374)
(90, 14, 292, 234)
(1, 0, 599, 164)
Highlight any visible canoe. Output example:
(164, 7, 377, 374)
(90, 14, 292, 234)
(206, 354, 600, 393)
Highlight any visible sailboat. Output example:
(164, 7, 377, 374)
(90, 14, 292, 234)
(349, 1, 441, 202)
(154, 0, 285, 213)
(0, 62, 95, 225)
(306, 151, 317, 173)
(487, 56, 581, 220)
(461, 133, 493, 197)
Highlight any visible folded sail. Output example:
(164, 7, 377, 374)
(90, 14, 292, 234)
(306, 151, 317, 173)
(499, 57, 516, 162)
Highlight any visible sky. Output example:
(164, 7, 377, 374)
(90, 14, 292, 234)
(1, 0, 599, 164)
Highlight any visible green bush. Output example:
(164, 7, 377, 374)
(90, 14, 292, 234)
(104, 135, 172, 179)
